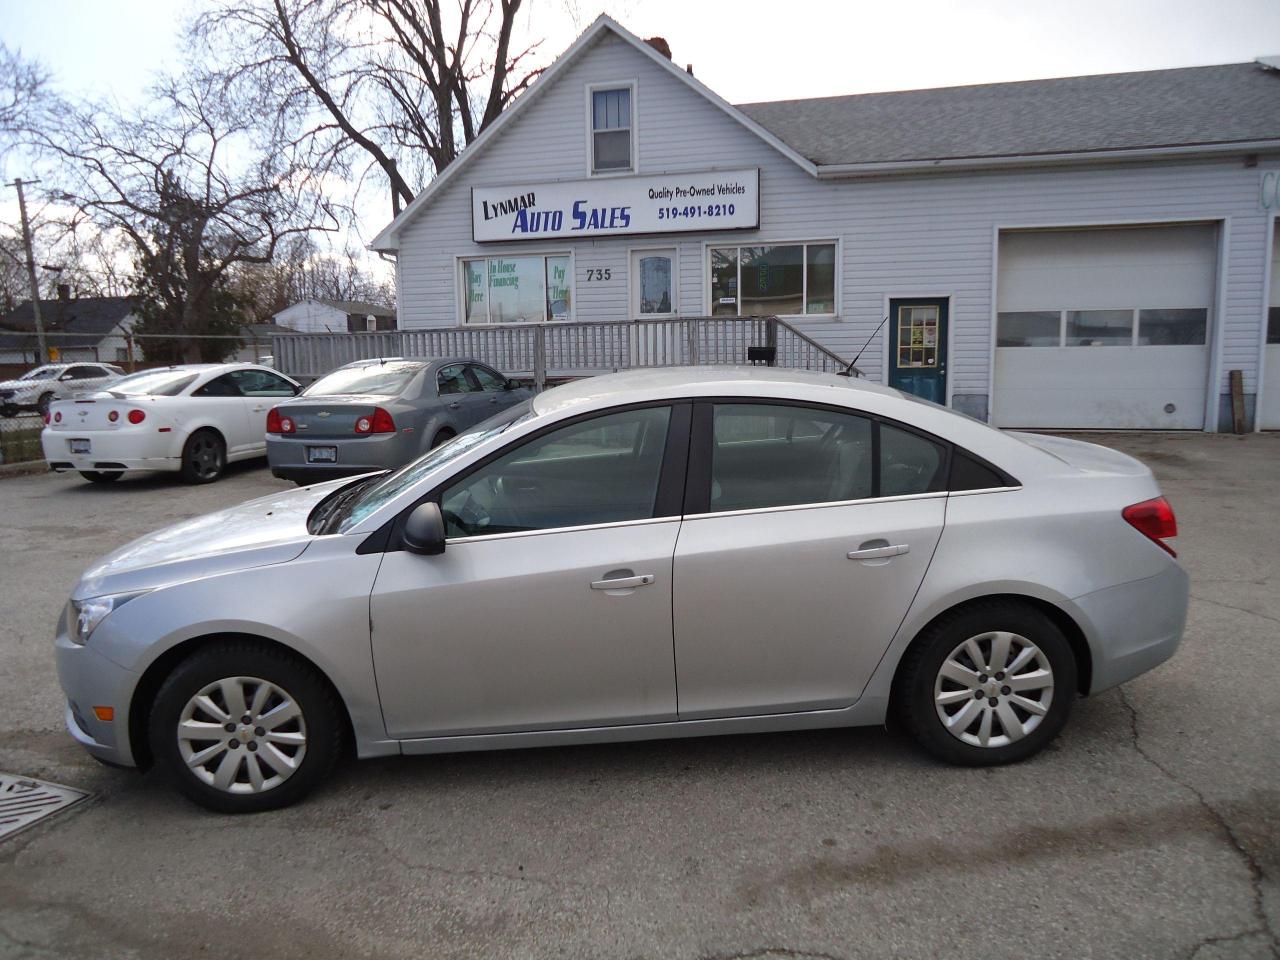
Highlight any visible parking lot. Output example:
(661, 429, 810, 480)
(0, 431, 1277, 960)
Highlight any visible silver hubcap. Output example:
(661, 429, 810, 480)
(934, 631, 1054, 748)
(176, 676, 307, 794)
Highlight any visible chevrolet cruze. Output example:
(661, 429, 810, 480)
(57, 367, 1188, 812)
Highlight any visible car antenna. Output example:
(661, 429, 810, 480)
(838, 314, 889, 377)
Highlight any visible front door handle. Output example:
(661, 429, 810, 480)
(590, 574, 655, 590)
(448, 401, 460, 410)
(847, 544, 909, 560)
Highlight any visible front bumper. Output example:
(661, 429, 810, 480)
(42, 429, 180, 474)
(56, 625, 142, 767)
(267, 433, 409, 482)
(1074, 561, 1190, 694)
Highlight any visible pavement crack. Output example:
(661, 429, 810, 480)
(1189, 594, 1280, 625)
(1118, 687, 1279, 959)
(699, 949, 846, 960)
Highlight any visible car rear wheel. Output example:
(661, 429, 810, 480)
(79, 470, 122, 483)
(896, 601, 1076, 766)
(148, 641, 344, 813)
(180, 429, 225, 483)
(431, 428, 456, 449)
(37, 392, 54, 416)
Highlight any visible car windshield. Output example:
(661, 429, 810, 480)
(19, 366, 58, 380)
(304, 362, 423, 398)
(334, 400, 534, 533)
(107, 370, 200, 397)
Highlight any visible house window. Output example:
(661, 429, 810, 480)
(463, 255, 572, 323)
(709, 242, 837, 317)
(591, 86, 632, 174)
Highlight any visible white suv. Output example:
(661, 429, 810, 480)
(0, 362, 125, 417)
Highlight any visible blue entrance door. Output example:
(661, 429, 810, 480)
(888, 298, 948, 404)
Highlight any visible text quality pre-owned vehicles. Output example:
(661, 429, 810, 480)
(265, 357, 531, 484)
(42, 363, 299, 484)
(56, 367, 1187, 812)
(0, 362, 125, 417)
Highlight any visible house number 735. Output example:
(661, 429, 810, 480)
(585, 268, 612, 281)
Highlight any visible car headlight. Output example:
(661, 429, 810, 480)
(68, 592, 144, 645)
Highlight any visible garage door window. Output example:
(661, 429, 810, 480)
(1138, 309, 1207, 345)
(1066, 310, 1132, 346)
(997, 311, 1060, 346)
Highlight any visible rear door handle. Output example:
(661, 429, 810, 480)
(448, 401, 460, 410)
(847, 544, 909, 560)
(590, 574, 655, 590)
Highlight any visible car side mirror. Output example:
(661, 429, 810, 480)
(59, 373, 74, 381)
(403, 502, 446, 555)
(504, 378, 518, 391)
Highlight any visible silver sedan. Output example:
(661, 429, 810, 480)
(265, 356, 531, 483)
(56, 367, 1187, 812)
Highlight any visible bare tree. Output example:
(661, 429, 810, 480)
(0, 43, 49, 150)
(229, 235, 393, 322)
(193, 0, 543, 211)
(38, 72, 339, 361)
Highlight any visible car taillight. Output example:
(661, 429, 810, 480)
(43, 411, 50, 425)
(127, 409, 145, 425)
(108, 410, 119, 423)
(266, 408, 294, 434)
(1123, 496, 1177, 557)
(355, 407, 395, 434)
(53, 411, 62, 423)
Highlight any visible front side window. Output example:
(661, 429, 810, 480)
(709, 404, 873, 512)
(441, 406, 671, 537)
(709, 243, 836, 317)
(230, 369, 297, 397)
(591, 86, 632, 173)
(463, 255, 572, 323)
(468, 364, 506, 391)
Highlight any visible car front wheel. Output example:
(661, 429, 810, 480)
(148, 641, 344, 813)
(896, 601, 1076, 766)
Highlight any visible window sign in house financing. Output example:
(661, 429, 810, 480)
(471, 169, 759, 242)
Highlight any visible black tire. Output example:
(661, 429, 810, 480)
(36, 392, 54, 416)
(431, 428, 456, 449)
(179, 429, 226, 484)
(79, 470, 123, 483)
(895, 600, 1076, 766)
(147, 640, 345, 813)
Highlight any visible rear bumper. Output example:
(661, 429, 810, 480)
(267, 433, 410, 482)
(42, 429, 179, 473)
(1074, 561, 1189, 694)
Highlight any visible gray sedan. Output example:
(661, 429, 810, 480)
(56, 367, 1187, 812)
(265, 357, 531, 483)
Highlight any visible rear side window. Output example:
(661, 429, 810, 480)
(880, 423, 946, 496)
(708, 403, 873, 512)
(949, 451, 1013, 491)
(194, 374, 243, 398)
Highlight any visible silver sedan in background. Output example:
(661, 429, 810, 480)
(56, 367, 1187, 812)
(265, 357, 531, 483)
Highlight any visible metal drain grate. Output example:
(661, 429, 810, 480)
(0, 773, 90, 841)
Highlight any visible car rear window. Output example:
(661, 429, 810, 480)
(304, 363, 422, 397)
(108, 371, 199, 396)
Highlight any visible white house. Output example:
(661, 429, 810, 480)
(273, 298, 397, 334)
(369, 16, 1280, 431)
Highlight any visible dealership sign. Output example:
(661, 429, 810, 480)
(471, 168, 759, 242)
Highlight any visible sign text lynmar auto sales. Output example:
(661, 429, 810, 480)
(471, 169, 759, 242)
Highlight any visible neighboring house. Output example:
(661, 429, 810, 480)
(0, 290, 140, 365)
(370, 15, 1280, 432)
(232, 322, 302, 364)
(272, 298, 397, 334)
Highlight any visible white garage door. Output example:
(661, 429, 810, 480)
(1260, 222, 1280, 430)
(992, 225, 1217, 429)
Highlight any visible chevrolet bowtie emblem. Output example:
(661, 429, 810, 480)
(317, 411, 331, 418)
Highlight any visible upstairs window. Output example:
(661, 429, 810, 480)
(591, 86, 632, 174)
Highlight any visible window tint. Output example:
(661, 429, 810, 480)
(230, 369, 296, 397)
(709, 404, 872, 512)
(305, 361, 420, 397)
(949, 451, 1008, 491)
(468, 364, 506, 391)
(194, 374, 243, 398)
(108, 370, 198, 396)
(437, 363, 476, 395)
(64, 366, 98, 380)
(441, 406, 671, 537)
(880, 424, 946, 496)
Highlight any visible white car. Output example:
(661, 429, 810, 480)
(0, 362, 125, 417)
(42, 363, 300, 484)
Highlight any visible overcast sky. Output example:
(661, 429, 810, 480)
(4, 0, 1279, 244)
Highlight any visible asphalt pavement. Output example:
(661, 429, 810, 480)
(0, 433, 1277, 960)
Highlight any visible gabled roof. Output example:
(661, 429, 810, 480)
(737, 61, 1280, 170)
(369, 14, 815, 252)
(313, 298, 396, 317)
(0, 296, 137, 350)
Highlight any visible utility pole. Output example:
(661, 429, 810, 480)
(10, 178, 47, 363)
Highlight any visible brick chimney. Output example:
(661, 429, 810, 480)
(644, 37, 672, 59)
(56, 284, 71, 301)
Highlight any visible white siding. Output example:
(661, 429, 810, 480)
(394, 30, 1275, 424)
(274, 301, 349, 334)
